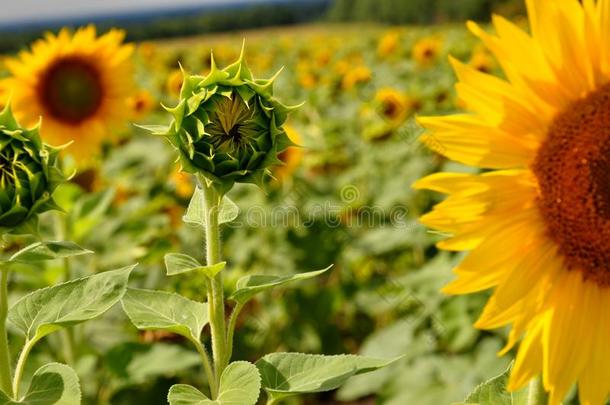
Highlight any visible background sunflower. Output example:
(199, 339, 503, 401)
(1, 26, 134, 163)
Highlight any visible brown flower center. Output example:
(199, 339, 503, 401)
(533, 83, 610, 285)
(38, 57, 103, 124)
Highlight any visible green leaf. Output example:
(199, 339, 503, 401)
(121, 288, 208, 343)
(183, 187, 239, 227)
(168, 361, 261, 405)
(455, 364, 528, 405)
(229, 266, 332, 305)
(164, 253, 226, 277)
(8, 266, 134, 345)
(256, 353, 395, 400)
(167, 385, 208, 405)
(105, 343, 201, 386)
(0, 363, 81, 404)
(9, 241, 93, 262)
(69, 189, 115, 241)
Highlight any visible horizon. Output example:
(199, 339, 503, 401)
(0, 0, 284, 28)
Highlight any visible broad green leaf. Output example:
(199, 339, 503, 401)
(0, 363, 81, 404)
(455, 364, 528, 405)
(70, 189, 115, 241)
(256, 353, 395, 400)
(167, 385, 208, 405)
(121, 288, 208, 343)
(183, 187, 239, 227)
(164, 253, 226, 277)
(229, 266, 332, 304)
(168, 361, 261, 405)
(9, 241, 93, 262)
(8, 266, 134, 344)
(105, 343, 201, 387)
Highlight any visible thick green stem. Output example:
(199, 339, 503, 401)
(202, 184, 227, 399)
(0, 266, 13, 398)
(526, 376, 547, 405)
(12, 339, 34, 399)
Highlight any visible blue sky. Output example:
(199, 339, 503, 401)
(1, 0, 269, 25)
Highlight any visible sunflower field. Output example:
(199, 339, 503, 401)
(0, 0, 607, 404)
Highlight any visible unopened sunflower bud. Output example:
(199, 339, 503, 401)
(146, 45, 298, 195)
(0, 105, 65, 234)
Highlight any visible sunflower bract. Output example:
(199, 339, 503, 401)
(151, 48, 297, 194)
(0, 105, 64, 234)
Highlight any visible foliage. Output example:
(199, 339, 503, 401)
(0, 21, 541, 405)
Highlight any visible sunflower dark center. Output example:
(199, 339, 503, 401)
(533, 83, 610, 285)
(38, 56, 103, 124)
(382, 99, 399, 119)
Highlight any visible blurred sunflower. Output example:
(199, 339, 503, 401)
(297, 61, 318, 89)
(1, 26, 134, 162)
(0, 81, 8, 111)
(170, 166, 195, 199)
(412, 36, 442, 67)
(341, 65, 372, 90)
(374, 87, 410, 124)
(469, 44, 496, 73)
(166, 68, 183, 98)
(274, 125, 303, 182)
(127, 89, 155, 119)
(377, 30, 400, 58)
(138, 41, 157, 61)
(415, 1, 610, 404)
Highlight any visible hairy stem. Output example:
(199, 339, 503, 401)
(202, 184, 227, 398)
(225, 302, 244, 365)
(0, 266, 13, 398)
(12, 339, 34, 399)
(194, 340, 218, 397)
(526, 376, 547, 405)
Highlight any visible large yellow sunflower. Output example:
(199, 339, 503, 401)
(1, 26, 134, 162)
(414, 1, 610, 404)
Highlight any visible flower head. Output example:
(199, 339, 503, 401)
(415, 1, 610, 404)
(147, 45, 297, 194)
(0, 26, 135, 164)
(0, 105, 64, 234)
(377, 31, 400, 58)
(412, 36, 442, 67)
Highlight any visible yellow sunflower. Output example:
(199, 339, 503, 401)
(274, 125, 303, 183)
(341, 65, 372, 90)
(411, 36, 442, 67)
(377, 30, 400, 58)
(374, 87, 410, 124)
(1, 26, 134, 162)
(469, 44, 496, 73)
(127, 89, 155, 119)
(414, 1, 610, 404)
(166, 68, 183, 98)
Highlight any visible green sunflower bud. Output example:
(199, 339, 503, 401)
(146, 45, 299, 195)
(0, 104, 64, 234)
